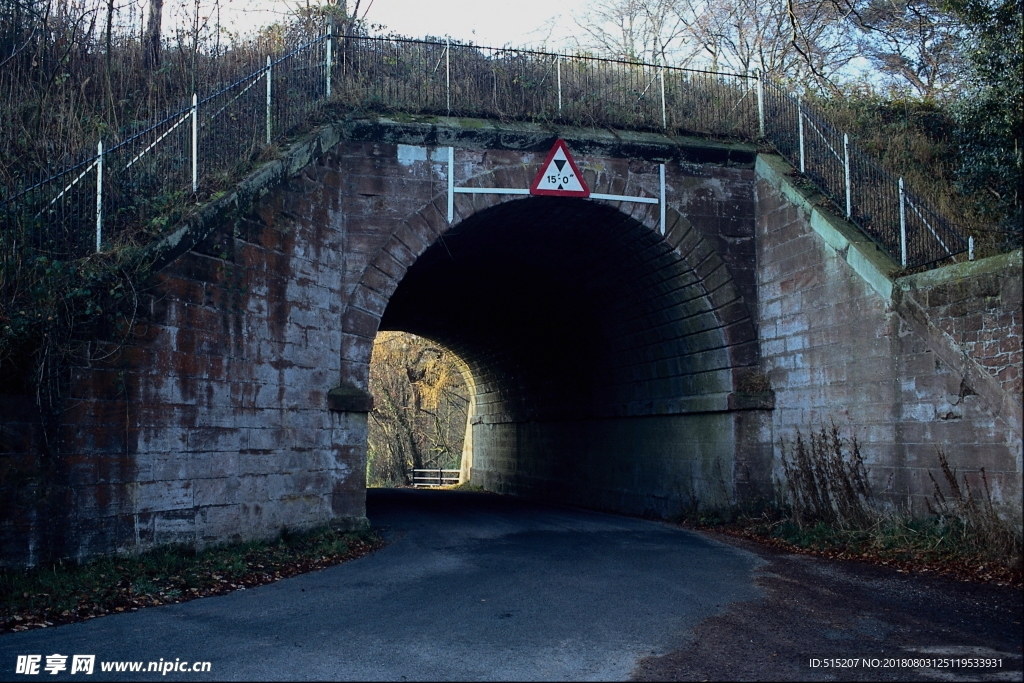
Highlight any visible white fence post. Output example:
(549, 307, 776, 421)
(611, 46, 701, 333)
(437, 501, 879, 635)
(447, 146, 454, 223)
(659, 68, 667, 129)
(843, 133, 851, 219)
(326, 30, 333, 98)
(95, 140, 103, 253)
(756, 70, 765, 138)
(899, 177, 907, 267)
(266, 56, 272, 145)
(557, 55, 562, 114)
(969, 236, 975, 261)
(191, 93, 198, 192)
(797, 95, 805, 173)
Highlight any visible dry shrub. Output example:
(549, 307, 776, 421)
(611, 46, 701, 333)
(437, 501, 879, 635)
(778, 423, 873, 529)
(0, 3, 329, 189)
(927, 449, 1022, 570)
(773, 425, 1021, 579)
(815, 95, 1006, 258)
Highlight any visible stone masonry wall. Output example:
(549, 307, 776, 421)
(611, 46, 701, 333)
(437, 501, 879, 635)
(1, 132, 373, 566)
(755, 154, 1022, 516)
(1, 118, 767, 566)
(899, 252, 1023, 400)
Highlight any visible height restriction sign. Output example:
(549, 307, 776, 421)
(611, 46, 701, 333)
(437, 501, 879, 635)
(529, 139, 590, 197)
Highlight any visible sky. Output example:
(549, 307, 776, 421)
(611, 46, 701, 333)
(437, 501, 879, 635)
(217, 0, 588, 50)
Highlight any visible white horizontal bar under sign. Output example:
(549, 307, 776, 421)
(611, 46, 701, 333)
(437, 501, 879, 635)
(454, 187, 530, 195)
(590, 192, 659, 204)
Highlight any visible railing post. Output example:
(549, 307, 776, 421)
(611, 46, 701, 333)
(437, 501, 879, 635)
(899, 177, 907, 267)
(325, 29, 333, 98)
(756, 70, 765, 138)
(265, 55, 272, 145)
(557, 55, 562, 114)
(659, 68, 667, 129)
(191, 93, 198, 192)
(445, 38, 451, 116)
(797, 94, 805, 173)
(969, 236, 975, 261)
(843, 133, 851, 219)
(95, 140, 103, 253)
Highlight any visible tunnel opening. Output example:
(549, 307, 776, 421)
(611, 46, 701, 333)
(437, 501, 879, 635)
(366, 331, 472, 488)
(368, 195, 762, 516)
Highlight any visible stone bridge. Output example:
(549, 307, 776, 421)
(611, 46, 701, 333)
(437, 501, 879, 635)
(1, 116, 1020, 565)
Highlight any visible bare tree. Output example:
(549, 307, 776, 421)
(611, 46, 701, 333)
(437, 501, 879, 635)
(143, 0, 162, 68)
(571, 0, 860, 89)
(367, 332, 470, 488)
(850, 0, 966, 98)
(572, 0, 695, 64)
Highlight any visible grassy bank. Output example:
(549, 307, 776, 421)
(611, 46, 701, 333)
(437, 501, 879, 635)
(0, 527, 383, 635)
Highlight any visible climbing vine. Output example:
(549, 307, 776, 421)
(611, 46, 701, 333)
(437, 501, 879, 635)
(0, 243, 151, 443)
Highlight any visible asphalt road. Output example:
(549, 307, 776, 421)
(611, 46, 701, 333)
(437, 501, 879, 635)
(1, 489, 1020, 682)
(0, 489, 763, 681)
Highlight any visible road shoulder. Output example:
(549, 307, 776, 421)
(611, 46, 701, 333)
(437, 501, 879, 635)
(630, 532, 1023, 682)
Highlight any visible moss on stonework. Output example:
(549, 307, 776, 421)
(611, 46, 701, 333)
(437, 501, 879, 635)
(898, 249, 1022, 290)
(387, 112, 441, 124)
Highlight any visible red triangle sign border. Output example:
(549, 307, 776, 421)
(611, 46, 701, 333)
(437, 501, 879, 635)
(529, 139, 590, 197)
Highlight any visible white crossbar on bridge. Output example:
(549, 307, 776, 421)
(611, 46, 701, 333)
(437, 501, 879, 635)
(445, 147, 667, 234)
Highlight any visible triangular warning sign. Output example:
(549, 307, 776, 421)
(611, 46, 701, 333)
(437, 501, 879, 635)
(529, 139, 590, 197)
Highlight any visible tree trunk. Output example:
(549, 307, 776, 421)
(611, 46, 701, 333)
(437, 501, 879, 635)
(143, 0, 163, 70)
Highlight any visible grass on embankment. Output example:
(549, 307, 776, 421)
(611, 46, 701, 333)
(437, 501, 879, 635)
(0, 527, 383, 635)
(691, 510, 1022, 586)
(678, 425, 1023, 587)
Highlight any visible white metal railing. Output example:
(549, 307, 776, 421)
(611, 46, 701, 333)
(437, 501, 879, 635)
(411, 469, 461, 487)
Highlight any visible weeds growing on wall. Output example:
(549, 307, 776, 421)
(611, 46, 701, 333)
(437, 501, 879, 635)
(925, 449, 1023, 570)
(777, 422, 873, 529)
(680, 423, 1023, 585)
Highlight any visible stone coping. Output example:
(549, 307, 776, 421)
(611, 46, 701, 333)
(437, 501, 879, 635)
(898, 248, 1022, 290)
(754, 153, 901, 299)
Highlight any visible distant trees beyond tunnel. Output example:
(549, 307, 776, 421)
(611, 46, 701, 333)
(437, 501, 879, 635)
(367, 332, 470, 487)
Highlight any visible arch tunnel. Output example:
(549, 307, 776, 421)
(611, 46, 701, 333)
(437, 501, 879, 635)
(370, 195, 771, 516)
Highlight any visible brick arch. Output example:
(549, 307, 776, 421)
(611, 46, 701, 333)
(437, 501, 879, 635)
(345, 159, 763, 515)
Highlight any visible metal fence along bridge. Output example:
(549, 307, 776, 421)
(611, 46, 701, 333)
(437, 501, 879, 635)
(0, 30, 970, 272)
